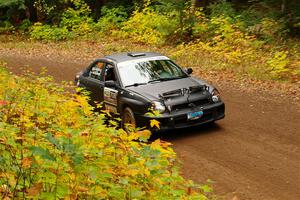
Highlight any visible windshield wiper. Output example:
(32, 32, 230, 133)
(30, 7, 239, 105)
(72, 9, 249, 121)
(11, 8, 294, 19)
(148, 76, 185, 83)
(125, 82, 147, 87)
(126, 76, 186, 87)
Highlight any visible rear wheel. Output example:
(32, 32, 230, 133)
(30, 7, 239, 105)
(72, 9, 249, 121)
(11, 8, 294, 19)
(122, 107, 136, 131)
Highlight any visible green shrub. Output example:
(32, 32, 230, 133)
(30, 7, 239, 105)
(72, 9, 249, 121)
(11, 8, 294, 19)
(30, 22, 69, 41)
(267, 51, 290, 79)
(208, 0, 236, 19)
(29, 0, 95, 41)
(191, 9, 210, 40)
(18, 19, 32, 32)
(60, 0, 94, 37)
(95, 6, 128, 32)
(0, 66, 211, 199)
(238, 8, 262, 29)
(0, 20, 14, 33)
(116, 6, 177, 45)
(259, 18, 287, 42)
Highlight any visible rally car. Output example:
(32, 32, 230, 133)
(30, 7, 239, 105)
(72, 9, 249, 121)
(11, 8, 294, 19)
(75, 52, 225, 131)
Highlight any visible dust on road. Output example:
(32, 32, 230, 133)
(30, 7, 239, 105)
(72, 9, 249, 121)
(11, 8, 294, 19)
(1, 54, 300, 200)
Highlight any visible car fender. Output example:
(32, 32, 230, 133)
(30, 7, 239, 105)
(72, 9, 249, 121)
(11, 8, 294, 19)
(118, 92, 150, 115)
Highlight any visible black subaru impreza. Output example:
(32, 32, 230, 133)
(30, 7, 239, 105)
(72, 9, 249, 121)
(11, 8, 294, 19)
(75, 52, 225, 131)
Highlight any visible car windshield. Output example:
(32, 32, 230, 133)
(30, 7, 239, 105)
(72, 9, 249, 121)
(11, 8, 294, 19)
(117, 58, 188, 87)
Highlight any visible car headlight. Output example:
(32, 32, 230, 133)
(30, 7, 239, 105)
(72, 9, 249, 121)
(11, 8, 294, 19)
(211, 89, 221, 103)
(152, 101, 166, 114)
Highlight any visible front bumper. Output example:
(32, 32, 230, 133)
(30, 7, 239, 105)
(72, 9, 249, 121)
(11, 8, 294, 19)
(135, 101, 225, 131)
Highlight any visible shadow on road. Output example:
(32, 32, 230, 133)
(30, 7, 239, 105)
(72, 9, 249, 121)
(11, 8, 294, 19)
(151, 123, 224, 142)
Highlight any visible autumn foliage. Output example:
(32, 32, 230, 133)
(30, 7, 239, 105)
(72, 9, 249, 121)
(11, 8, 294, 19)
(0, 66, 212, 199)
(1, 0, 299, 81)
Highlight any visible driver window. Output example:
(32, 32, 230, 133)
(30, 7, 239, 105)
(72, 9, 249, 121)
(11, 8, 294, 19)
(89, 61, 105, 80)
(105, 65, 117, 82)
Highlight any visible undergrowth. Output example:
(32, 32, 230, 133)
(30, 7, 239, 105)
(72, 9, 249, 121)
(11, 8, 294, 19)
(0, 65, 213, 199)
(1, 0, 300, 82)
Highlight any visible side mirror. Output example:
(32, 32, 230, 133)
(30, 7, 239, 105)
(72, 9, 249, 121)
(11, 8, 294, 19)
(105, 80, 117, 88)
(186, 68, 193, 75)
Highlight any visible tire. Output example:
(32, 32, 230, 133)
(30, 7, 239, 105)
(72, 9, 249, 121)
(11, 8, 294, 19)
(122, 107, 136, 131)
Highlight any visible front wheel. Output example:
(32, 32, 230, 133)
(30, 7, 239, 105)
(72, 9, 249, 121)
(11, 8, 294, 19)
(122, 107, 136, 131)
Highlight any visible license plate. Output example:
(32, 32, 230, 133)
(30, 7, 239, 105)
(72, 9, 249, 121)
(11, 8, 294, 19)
(187, 110, 204, 120)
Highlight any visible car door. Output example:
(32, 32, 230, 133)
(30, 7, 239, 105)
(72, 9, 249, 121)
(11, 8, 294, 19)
(103, 64, 120, 113)
(80, 60, 106, 106)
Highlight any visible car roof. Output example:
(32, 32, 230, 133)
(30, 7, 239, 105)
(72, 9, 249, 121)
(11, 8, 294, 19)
(105, 52, 164, 63)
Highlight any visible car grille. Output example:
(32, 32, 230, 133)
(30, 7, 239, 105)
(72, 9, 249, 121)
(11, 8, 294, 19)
(172, 99, 211, 111)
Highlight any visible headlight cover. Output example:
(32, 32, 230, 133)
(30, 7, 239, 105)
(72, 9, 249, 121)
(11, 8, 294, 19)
(152, 101, 166, 114)
(211, 89, 221, 103)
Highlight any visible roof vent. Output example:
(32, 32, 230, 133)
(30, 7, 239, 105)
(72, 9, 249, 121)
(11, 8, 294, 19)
(127, 52, 146, 57)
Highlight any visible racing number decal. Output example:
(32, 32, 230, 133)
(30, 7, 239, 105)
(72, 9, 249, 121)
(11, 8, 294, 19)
(104, 87, 118, 113)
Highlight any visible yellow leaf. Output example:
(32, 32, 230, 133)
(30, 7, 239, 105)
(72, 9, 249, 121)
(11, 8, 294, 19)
(150, 140, 161, 150)
(144, 168, 150, 176)
(136, 130, 151, 141)
(127, 169, 139, 176)
(101, 110, 112, 117)
(119, 130, 129, 141)
(2, 196, 11, 200)
(77, 186, 88, 193)
(16, 136, 25, 141)
(150, 119, 160, 129)
(0, 137, 6, 144)
(0, 184, 9, 193)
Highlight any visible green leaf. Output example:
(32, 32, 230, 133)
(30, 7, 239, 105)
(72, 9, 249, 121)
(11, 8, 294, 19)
(130, 188, 145, 198)
(56, 184, 69, 198)
(29, 146, 56, 161)
(40, 192, 56, 200)
(45, 133, 61, 149)
(200, 184, 213, 193)
(119, 177, 129, 185)
(171, 189, 185, 197)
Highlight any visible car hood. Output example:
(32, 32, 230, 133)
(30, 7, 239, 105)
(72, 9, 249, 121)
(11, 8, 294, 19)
(127, 77, 212, 110)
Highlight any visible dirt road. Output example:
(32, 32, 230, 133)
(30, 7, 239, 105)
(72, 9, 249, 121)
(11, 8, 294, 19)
(1, 54, 300, 200)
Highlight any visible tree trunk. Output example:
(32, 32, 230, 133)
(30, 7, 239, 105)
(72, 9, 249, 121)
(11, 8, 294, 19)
(281, 0, 287, 14)
(25, 0, 37, 22)
(193, 0, 209, 9)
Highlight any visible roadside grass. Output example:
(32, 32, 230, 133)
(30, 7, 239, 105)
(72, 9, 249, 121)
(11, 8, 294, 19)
(1, 34, 299, 81)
